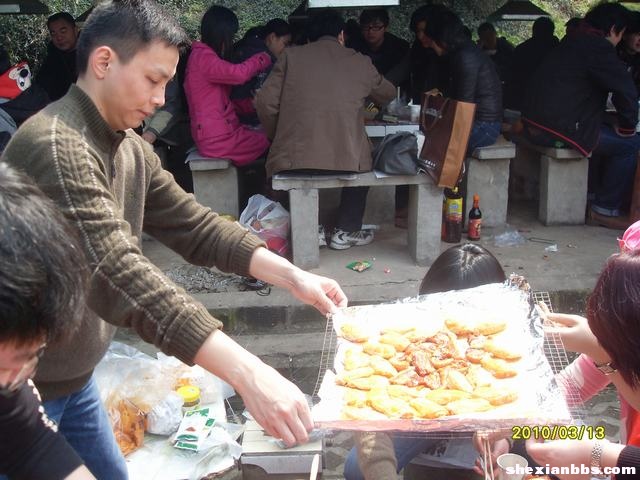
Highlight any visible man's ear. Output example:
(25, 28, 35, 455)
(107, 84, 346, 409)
(338, 30, 345, 46)
(88, 46, 115, 80)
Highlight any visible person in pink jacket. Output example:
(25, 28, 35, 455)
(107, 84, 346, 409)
(185, 5, 272, 167)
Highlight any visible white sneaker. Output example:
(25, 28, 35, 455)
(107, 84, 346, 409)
(319, 225, 327, 247)
(329, 228, 374, 250)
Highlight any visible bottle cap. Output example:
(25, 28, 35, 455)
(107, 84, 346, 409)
(176, 385, 201, 404)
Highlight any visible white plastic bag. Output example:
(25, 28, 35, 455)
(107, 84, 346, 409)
(239, 194, 290, 256)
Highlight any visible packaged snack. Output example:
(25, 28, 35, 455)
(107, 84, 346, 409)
(346, 261, 372, 273)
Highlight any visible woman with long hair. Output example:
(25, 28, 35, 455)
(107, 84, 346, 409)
(185, 6, 272, 167)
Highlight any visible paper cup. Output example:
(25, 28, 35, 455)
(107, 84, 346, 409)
(410, 104, 420, 122)
(497, 453, 528, 480)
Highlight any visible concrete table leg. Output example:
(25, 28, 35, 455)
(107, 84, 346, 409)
(465, 157, 510, 227)
(539, 155, 588, 225)
(408, 182, 442, 266)
(192, 167, 239, 217)
(289, 189, 319, 269)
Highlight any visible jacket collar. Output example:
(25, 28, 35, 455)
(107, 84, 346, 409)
(66, 84, 124, 151)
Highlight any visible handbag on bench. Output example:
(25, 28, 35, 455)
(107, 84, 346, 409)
(418, 89, 476, 188)
(372, 131, 420, 175)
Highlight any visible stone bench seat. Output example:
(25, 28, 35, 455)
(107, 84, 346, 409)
(187, 150, 239, 217)
(272, 171, 443, 269)
(465, 135, 516, 228)
(511, 136, 588, 225)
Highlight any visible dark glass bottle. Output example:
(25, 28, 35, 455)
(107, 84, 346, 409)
(468, 194, 482, 240)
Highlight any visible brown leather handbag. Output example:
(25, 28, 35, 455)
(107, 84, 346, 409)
(418, 90, 476, 188)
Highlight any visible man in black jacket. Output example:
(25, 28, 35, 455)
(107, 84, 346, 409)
(35, 12, 79, 102)
(0, 162, 94, 479)
(506, 16, 559, 110)
(523, 3, 640, 229)
(353, 9, 409, 77)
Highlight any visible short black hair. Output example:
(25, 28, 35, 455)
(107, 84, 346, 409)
(424, 8, 466, 53)
(359, 9, 389, 27)
(477, 22, 496, 36)
(0, 162, 88, 346)
(201, 5, 239, 59)
(47, 11, 75, 28)
(76, 0, 190, 75)
(419, 243, 506, 295)
(532, 16, 555, 38)
(306, 8, 345, 42)
(262, 18, 291, 39)
(584, 2, 630, 36)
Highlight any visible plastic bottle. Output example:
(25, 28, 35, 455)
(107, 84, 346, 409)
(176, 385, 201, 415)
(444, 187, 463, 243)
(468, 194, 482, 240)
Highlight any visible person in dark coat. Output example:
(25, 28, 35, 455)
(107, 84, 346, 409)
(506, 16, 559, 110)
(426, 9, 503, 154)
(477, 22, 514, 85)
(231, 19, 292, 126)
(35, 12, 79, 102)
(522, 3, 640, 229)
(353, 9, 409, 77)
(617, 11, 640, 96)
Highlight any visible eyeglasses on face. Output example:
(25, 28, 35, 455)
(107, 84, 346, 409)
(0, 343, 46, 396)
(361, 24, 385, 32)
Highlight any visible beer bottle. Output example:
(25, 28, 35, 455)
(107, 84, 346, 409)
(444, 187, 462, 243)
(468, 194, 482, 240)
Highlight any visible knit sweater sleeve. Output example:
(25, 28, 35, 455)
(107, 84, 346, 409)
(355, 432, 399, 480)
(140, 141, 265, 274)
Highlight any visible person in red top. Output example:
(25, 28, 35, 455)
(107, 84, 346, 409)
(184, 6, 272, 167)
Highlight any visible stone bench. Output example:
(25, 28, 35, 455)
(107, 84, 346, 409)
(272, 172, 443, 269)
(464, 135, 515, 228)
(512, 138, 588, 225)
(187, 150, 239, 217)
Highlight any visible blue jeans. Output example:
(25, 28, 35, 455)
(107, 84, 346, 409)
(590, 125, 640, 216)
(44, 376, 128, 480)
(344, 435, 439, 480)
(467, 120, 502, 155)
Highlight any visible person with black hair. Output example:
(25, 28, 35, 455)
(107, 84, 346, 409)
(344, 243, 506, 480)
(425, 8, 503, 154)
(353, 9, 409, 77)
(2, 0, 348, 477)
(256, 8, 395, 250)
(0, 163, 94, 480)
(185, 5, 272, 167)
(35, 12, 79, 102)
(506, 16, 559, 110)
(522, 2, 640, 230)
(477, 22, 514, 85)
(231, 18, 292, 126)
(618, 10, 640, 95)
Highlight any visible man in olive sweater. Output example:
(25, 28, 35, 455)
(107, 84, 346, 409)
(1, 1, 346, 478)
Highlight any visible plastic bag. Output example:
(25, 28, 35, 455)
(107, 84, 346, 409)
(95, 342, 235, 457)
(239, 194, 290, 256)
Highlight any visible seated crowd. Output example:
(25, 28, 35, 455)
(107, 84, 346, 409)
(3, 2, 640, 480)
(3, 2, 640, 239)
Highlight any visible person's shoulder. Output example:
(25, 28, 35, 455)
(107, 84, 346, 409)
(385, 32, 410, 50)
